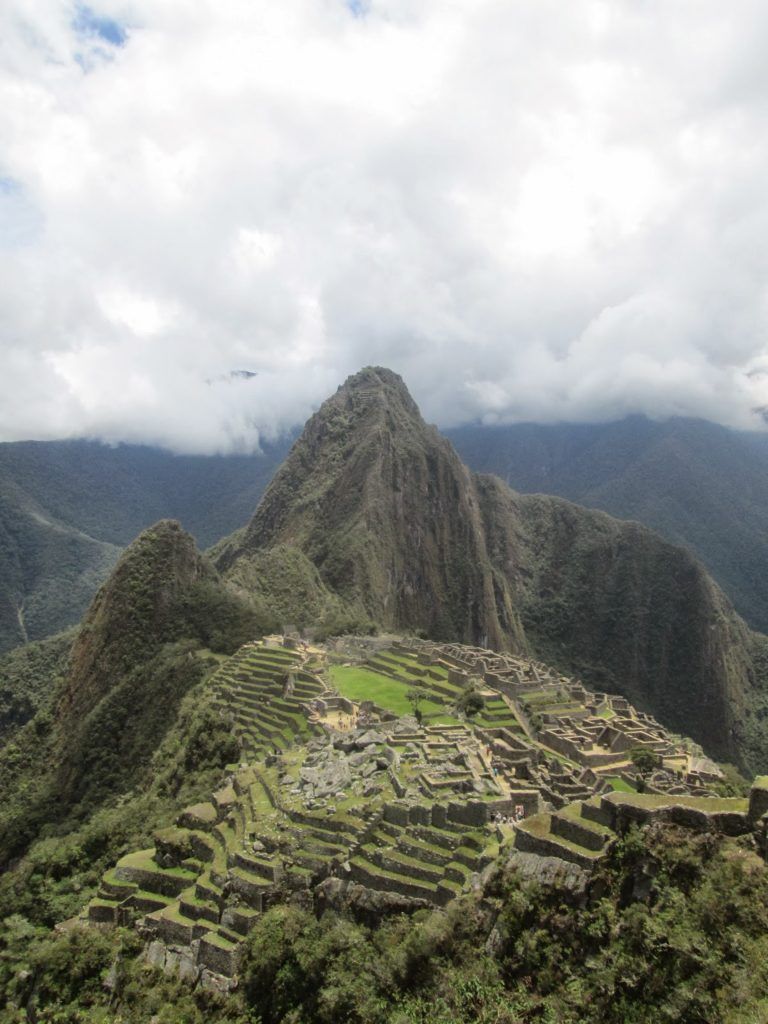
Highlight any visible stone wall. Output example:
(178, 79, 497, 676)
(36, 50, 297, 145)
(383, 802, 410, 826)
(446, 800, 489, 827)
(448, 667, 470, 686)
(749, 780, 768, 823)
(114, 865, 191, 898)
(408, 804, 432, 826)
(550, 814, 606, 852)
(488, 792, 541, 818)
(197, 936, 241, 978)
(601, 796, 750, 837)
(348, 859, 441, 904)
(513, 826, 597, 870)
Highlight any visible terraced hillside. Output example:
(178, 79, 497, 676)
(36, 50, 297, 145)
(209, 642, 326, 759)
(87, 635, 753, 989)
(513, 791, 752, 870)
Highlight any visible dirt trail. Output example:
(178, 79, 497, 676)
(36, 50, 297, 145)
(16, 599, 29, 644)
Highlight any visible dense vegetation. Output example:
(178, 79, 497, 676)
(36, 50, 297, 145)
(0, 521, 269, 872)
(0, 436, 292, 652)
(447, 415, 768, 634)
(0, 630, 73, 747)
(0, 677, 239, 928)
(2, 824, 767, 1022)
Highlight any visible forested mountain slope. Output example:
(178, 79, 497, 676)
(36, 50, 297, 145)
(447, 416, 768, 633)
(0, 437, 291, 652)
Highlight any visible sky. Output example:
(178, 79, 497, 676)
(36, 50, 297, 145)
(2, 0, 768, 453)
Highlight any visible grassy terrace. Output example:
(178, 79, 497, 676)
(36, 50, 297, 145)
(606, 776, 637, 793)
(605, 793, 748, 812)
(561, 801, 614, 836)
(330, 664, 428, 715)
(329, 658, 461, 725)
(211, 641, 326, 760)
(517, 812, 604, 860)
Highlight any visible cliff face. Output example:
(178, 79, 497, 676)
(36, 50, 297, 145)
(479, 482, 757, 764)
(218, 368, 768, 771)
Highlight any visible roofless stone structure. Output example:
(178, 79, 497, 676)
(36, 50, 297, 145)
(86, 635, 761, 990)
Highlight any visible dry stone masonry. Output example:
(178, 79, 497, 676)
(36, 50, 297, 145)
(86, 634, 764, 990)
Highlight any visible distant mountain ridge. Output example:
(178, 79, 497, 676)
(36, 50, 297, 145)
(3, 395, 768, 701)
(216, 367, 768, 774)
(446, 416, 768, 633)
(0, 436, 292, 652)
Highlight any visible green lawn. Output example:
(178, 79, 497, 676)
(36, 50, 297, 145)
(330, 665, 435, 717)
(606, 776, 636, 793)
(422, 711, 461, 726)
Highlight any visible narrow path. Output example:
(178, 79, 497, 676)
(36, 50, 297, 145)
(16, 598, 28, 644)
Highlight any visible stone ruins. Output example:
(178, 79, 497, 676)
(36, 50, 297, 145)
(86, 635, 762, 991)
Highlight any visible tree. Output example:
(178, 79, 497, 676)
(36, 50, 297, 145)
(630, 746, 661, 777)
(407, 686, 429, 724)
(457, 690, 484, 717)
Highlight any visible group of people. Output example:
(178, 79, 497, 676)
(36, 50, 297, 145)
(491, 806, 526, 826)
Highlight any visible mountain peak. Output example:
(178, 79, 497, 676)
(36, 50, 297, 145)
(338, 365, 408, 393)
(328, 365, 422, 424)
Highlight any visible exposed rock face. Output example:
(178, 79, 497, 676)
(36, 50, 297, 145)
(314, 877, 431, 925)
(218, 368, 768, 771)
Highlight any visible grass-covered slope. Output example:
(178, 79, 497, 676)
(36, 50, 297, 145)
(0, 486, 120, 653)
(0, 630, 73, 749)
(0, 520, 272, 870)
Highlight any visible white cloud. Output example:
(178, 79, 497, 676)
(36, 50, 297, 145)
(1, 0, 768, 452)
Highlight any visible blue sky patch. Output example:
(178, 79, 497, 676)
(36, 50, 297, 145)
(346, 0, 369, 18)
(0, 178, 41, 249)
(73, 4, 127, 47)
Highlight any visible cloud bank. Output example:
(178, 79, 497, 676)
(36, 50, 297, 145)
(2, 0, 768, 452)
